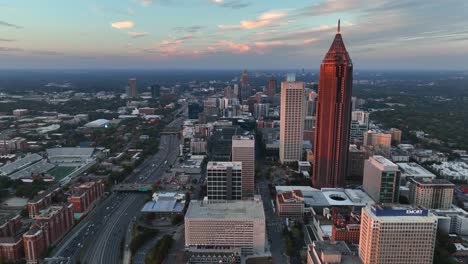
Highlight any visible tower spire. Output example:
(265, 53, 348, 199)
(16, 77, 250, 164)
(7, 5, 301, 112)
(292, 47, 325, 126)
(337, 19, 341, 33)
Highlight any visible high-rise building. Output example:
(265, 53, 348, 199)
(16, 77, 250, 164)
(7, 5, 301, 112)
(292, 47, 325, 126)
(239, 70, 250, 102)
(185, 198, 266, 256)
(351, 111, 369, 126)
(389, 128, 402, 145)
(232, 135, 255, 199)
(150, 84, 160, 99)
(127, 78, 138, 98)
(253, 103, 269, 120)
(279, 76, 305, 164)
(224, 86, 235, 99)
(347, 145, 366, 181)
(266, 78, 277, 97)
(350, 120, 369, 143)
(207, 162, 242, 201)
(363, 156, 400, 203)
(409, 178, 454, 209)
(313, 20, 353, 188)
(359, 205, 438, 264)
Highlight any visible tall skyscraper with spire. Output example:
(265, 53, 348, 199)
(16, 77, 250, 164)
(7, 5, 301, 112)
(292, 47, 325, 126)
(313, 20, 353, 188)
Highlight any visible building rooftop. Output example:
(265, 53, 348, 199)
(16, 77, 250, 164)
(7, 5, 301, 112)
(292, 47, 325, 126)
(410, 178, 454, 187)
(275, 186, 375, 207)
(397, 162, 436, 178)
(47, 147, 95, 158)
(207, 161, 242, 170)
(141, 200, 184, 214)
(8, 160, 55, 180)
(186, 198, 265, 220)
(309, 241, 361, 264)
(366, 204, 437, 223)
(369, 155, 398, 171)
(85, 119, 110, 128)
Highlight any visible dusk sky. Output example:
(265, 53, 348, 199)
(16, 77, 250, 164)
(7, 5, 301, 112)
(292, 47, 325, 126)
(1, 0, 468, 70)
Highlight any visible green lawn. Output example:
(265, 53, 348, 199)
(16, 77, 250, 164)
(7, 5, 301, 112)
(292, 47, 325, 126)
(48, 166, 77, 181)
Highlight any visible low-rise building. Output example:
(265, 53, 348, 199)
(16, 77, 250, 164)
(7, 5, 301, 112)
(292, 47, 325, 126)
(141, 192, 185, 217)
(307, 241, 361, 264)
(276, 190, 304, 218)
(432, 207, 468, 235)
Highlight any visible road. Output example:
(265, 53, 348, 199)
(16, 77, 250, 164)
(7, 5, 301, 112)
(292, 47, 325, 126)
(51, 116, 185, 264)
(258, 180, 288, 264)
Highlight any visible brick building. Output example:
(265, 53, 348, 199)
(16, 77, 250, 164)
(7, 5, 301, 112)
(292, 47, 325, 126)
(68, 180, 105, 214)
(331, 209, 361, 244)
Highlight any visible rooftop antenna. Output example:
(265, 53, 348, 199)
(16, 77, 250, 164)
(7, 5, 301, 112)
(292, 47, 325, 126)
(338, 19, 341, 33)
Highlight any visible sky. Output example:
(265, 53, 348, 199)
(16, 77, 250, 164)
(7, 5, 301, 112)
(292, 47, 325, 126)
(1, 0, 468, 70)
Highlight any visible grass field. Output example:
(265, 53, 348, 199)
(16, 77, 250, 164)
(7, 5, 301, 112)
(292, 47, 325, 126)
(48, 166, 77, 181)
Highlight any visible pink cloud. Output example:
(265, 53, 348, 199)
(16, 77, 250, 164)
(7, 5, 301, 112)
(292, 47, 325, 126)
(218, 10, 288, 30)
(111, 21, 134, 29)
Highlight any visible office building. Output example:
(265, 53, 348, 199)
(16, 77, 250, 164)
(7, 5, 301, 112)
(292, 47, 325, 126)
(363, 131, 391, 148)
(351, 111, 369, 126)
(279, 76, 305, 164)
(363, 156, 400, 203)
(207, 162, 242, 201)
(347, 145, 366, 181)
(409, 178, 454, 209)
(313, 21, 353, 188)
(185, 198, 266, 256)
(350, 120, 369, 143)
(253, 103, 269, 120)
(359, 205, 437, 264)
(127, 78, 138, 98)
(232, 135, 255, 199)
(150, 84, 160, 98)
(266, 77, 277, 97)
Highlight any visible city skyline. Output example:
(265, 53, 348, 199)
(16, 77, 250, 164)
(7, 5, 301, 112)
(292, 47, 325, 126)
(1, 0, 468, 70)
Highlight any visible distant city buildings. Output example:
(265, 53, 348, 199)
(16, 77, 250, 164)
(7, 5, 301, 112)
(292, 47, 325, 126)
(359, 205, 437, 264)
(127, 78, 138, 98)
(266, 77, 277, 97)
(279, 75, 305, 164)
(363, 156, 400, 203)
(150, 84, 160, 98)
(231, 135, 255, 199)
(313, 22, 353, 188)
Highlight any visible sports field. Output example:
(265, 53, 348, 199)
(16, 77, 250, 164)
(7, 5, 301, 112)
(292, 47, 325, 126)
(48, 166, 77, 181)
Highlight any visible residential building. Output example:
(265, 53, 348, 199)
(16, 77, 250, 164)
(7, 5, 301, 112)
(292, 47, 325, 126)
(432, 207, 468, 235)
(185, 198, 266, 257)
(231, 135, 255, 199)
(409, 178, 454, 209)
(279, 75, 305, 164)
(363, 156, 400, 203)
(23, 204, 74, 264)
(207, 162, 242, 201)
(313, 21, 353, 188)
(359, 205, 438, 264)
(363, 131, 391, 148)
(68, 180, 105, 214)
(389, 128, 402, 145)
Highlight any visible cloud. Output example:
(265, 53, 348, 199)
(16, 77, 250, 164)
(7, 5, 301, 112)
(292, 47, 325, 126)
(128, 31, 149, 38)
(0, 20, 22, 29)
(174, 26, 204, 33)
(214, 40, 251, 53)
(0, 38, 15, 42)
(134, 0, 153, 6)
(111, 21, 134, 29)
(211, 0, 250, 9)
(298, 0, 364, 16)
(218, 10, 288, 30)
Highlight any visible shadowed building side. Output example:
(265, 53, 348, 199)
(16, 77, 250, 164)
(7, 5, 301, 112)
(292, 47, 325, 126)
(313, 20, 353, 188)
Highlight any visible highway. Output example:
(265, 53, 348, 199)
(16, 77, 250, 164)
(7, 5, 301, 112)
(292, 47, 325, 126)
(51, 115, 185, 264)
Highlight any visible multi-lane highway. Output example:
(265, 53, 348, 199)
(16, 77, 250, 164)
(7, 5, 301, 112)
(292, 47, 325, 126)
(51, 116, 184, 264)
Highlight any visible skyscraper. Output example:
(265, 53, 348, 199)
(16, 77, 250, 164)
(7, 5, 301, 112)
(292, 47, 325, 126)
(239, 70, 250, 103)
(266, 77, 277, 97)
(313, 20, 353, 188)
(359, 205, 437, 264)
(279, 74, 305, 164)
(127, 78, 138, 98)
(232, 135, 255, 199)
